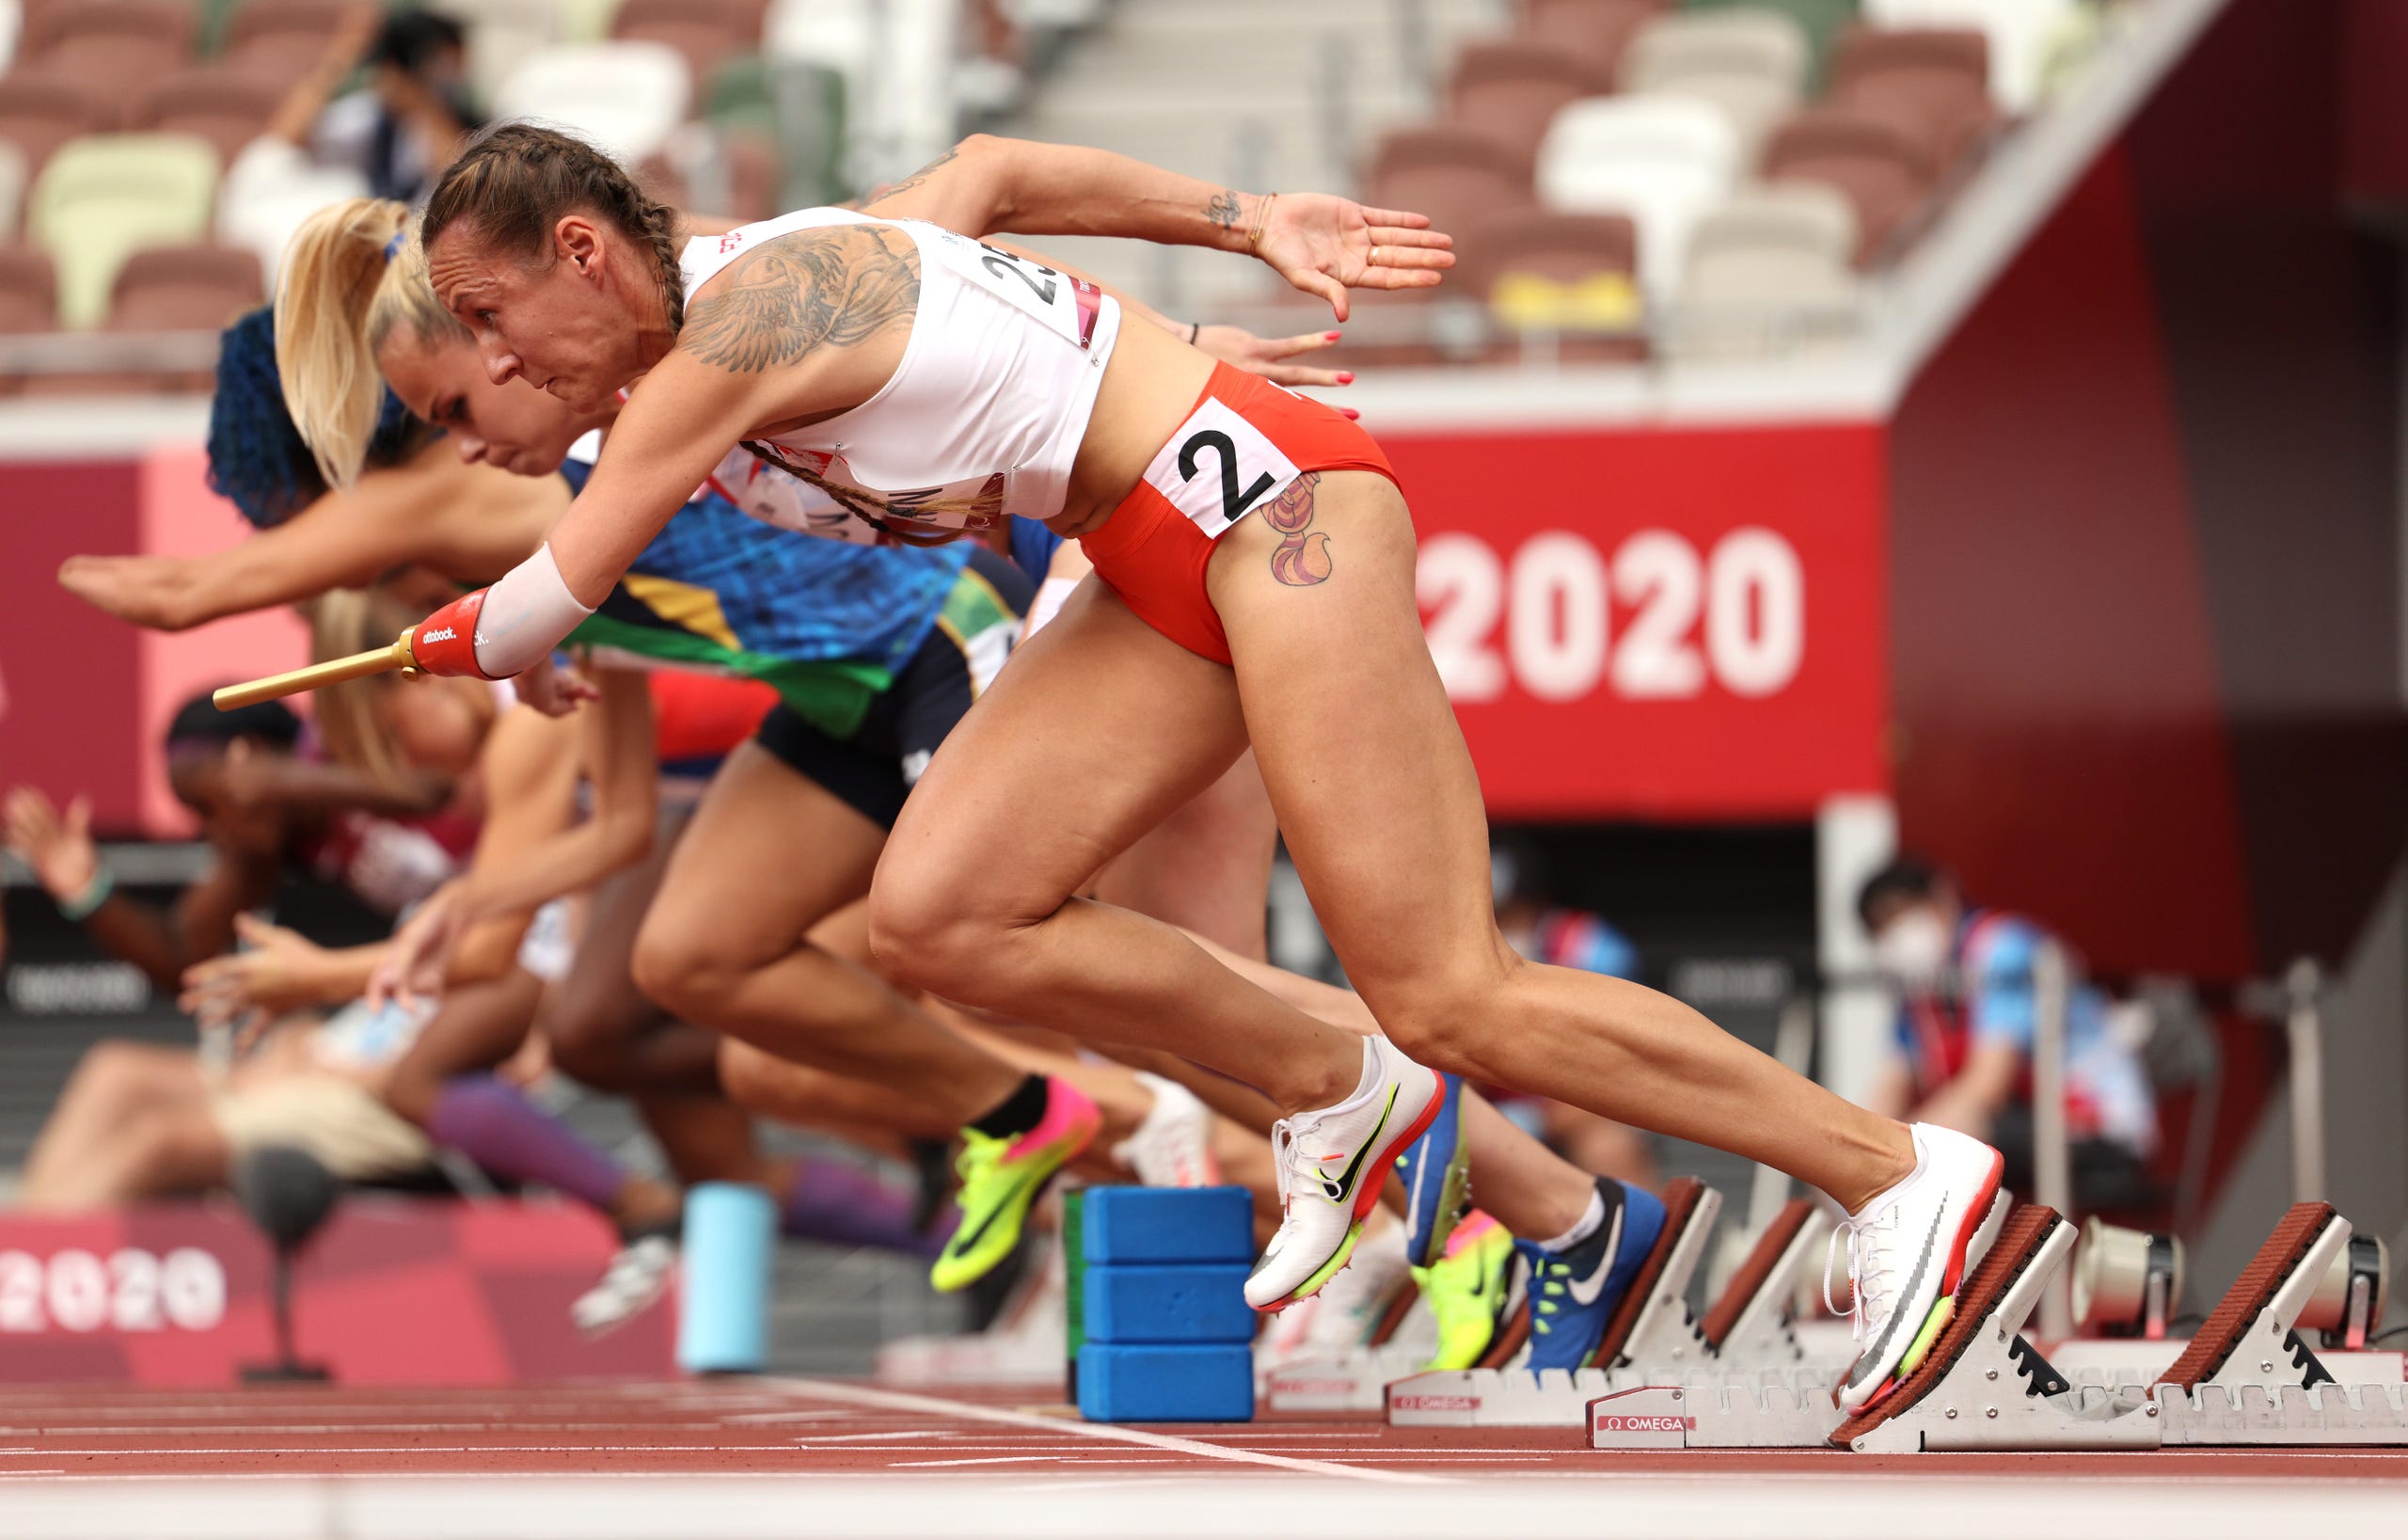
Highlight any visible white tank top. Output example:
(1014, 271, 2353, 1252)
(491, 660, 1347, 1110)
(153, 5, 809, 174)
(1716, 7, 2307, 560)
(678, 207, 1123, 532)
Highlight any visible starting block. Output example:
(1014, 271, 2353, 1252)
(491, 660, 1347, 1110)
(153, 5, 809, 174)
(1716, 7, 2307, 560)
(2154, 1203, 2408, 1447)
(1264, 1342, 1434, 1413)
(1834, 1205, 2162, 1453)
(1261, 1282, 1444, 1412)
(1587, 1198, 1849, 1450)
(1599, 1199, 2408, 1453)
(1696, 1199, 1843, 1371)
(1388, 1178, 1723, 1427)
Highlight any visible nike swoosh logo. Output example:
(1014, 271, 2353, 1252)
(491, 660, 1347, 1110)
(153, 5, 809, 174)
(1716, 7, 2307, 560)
(1564, 1209, 1627, 1307)
(1848, 1199, 1948, 1385)
(947, 1160, 1049, 1258)
(1317, 1088, 1398, 1208)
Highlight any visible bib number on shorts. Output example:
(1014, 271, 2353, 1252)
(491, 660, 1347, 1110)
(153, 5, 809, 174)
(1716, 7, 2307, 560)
(1143, 400, 1302, 540)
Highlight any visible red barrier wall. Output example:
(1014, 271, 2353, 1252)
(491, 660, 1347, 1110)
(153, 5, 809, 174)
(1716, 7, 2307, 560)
(0, 1199, 672, 1385)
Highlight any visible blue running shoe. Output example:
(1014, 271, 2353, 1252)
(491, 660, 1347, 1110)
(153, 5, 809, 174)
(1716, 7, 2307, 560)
(1395, 1072, 1468, 1268)
(1519, 1179, 1667, 1372)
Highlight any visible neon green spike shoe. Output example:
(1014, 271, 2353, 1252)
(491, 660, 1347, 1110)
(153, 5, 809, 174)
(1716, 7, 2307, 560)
(1413, 1210, 1515, 1371)
(930, 1078, 1101, 1294)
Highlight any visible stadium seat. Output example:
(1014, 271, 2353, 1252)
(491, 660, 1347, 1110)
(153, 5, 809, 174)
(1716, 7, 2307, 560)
(1683, 0, 1861, 79)
(128, 69, 283, 169)
(764, 0, 875, 78)
(1828, 24, 1997, 174)
(494, 40, 690, 167)
(1618, 8, 1810, 154)
(29, 132, 219, 327)
(18, 0, 198, 105)
(87, 241, 261, 389)
(639, 125, 776, 223)
(433, 0, 564, 107)
(0, 240, 54, 332)
(613, 0, 767, 94)
(0, 75, 110, 172)
(1467, 207, 1644, 361)
(1864, 0, 2080, 111)
(0, 140, 20, 237)
(1534, 93, 1741, 295)
(1448, 40, 1597, 169)
(222, 0, 351, 60)
(705, 51, 845, 209)
(1365, 127, 1532, 248)
(559, 0, 627, 45)
(106, 241, 261, 330)
(215, 135, 366, 287)
(1760, 106, 1935, 264)
(1516, 0, 1669, 88)
(705, 50, 777, 136)
(1674, 183, 1860, 355)
(0, 237, 52, 393)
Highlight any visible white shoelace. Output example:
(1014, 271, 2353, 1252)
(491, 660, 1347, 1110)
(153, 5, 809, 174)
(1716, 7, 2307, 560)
(1823, 1210, 1899, 1345)
(1267, 1117, 1305, 1211)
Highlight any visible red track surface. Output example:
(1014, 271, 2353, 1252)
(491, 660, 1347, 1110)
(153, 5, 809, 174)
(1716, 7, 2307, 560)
(1, 1377, 2405, 1482)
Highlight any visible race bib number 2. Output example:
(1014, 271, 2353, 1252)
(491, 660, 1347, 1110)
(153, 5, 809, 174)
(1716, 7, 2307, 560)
(1142, 400, 1303, 540)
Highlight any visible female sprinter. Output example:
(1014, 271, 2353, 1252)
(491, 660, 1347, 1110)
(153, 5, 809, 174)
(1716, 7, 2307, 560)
(394, 126, 2005, 1411)
(292, 149, 1719, 1373)
(275, 198, 1280, 1291)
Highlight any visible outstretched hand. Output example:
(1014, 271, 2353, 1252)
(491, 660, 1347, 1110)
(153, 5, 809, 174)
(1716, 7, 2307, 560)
(366, 880, 470, 1011)
(57, 554, 182, 630)
(1250, 193, 1454, 323)
(3, 786, 97, 903)
(1192, 325, 1358, 408)
(180, 913, 336, 1048)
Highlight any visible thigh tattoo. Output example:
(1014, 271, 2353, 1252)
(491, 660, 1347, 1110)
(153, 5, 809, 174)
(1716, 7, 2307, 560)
(1263, 470, 1331, 587)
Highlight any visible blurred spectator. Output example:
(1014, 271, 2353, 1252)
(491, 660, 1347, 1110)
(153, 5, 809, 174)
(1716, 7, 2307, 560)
(1490, 836, 1661, 1189)
(4, 692, 464, 998)
(0, 689, 491, 1209)
(1857, 855, 2158, 1211)
(265, 7, 482, 206)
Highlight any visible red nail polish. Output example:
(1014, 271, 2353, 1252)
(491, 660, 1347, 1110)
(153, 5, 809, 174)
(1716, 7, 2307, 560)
(1337, 372, 1355, 384)
(1325, 331, 1341, 341)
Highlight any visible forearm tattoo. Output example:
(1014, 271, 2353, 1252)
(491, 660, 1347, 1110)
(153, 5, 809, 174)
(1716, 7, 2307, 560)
(872, 144, 958, 205)
(677, 228, 921, 373)
(1207, 189, 1243, 231)
(1263, 471, 1332, 586)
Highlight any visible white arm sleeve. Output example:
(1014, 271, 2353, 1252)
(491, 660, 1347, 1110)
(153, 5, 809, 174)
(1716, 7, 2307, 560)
(474, 544, 595, 677)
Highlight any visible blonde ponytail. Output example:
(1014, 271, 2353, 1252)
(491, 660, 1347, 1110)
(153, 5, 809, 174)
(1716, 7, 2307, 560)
(309, 588, 419, 790)
(275, 198, 470, 489)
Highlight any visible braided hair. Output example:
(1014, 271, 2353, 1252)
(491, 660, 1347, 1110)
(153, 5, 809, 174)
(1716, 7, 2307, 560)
(421, 122, 687, 335)
(207, 306, 431, 529)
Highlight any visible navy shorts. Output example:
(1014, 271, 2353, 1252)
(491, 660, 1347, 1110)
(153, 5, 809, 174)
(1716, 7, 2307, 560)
(752, 546, 1031, 827)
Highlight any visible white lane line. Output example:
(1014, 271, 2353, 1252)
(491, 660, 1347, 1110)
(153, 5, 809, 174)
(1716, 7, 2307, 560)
(0, 1423, 748, 1437)
(888, 1456, 1069, 1469)
(763, 1378, 1445, 1486)
(791, 1432, 952, 1444)
(722, 1411, 853, 1424)
(8, 1445, 814, 1457)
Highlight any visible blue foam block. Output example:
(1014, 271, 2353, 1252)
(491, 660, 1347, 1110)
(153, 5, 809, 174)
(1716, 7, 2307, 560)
(677, 1182, 774, 1373)
(1081, 1186, 1255, 1265)
(1077, 1343, 1256, 1422)
(1084, 1262, 1254, 1343)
